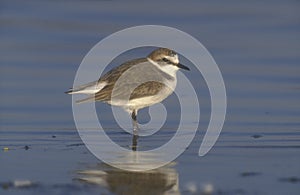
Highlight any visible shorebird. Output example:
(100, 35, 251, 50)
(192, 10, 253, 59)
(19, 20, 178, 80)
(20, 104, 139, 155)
(66, 48, 189, 133)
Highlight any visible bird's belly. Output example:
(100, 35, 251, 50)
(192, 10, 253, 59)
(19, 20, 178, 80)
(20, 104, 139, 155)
(130, 93, 169, 107)
(108, 85, 174, 110)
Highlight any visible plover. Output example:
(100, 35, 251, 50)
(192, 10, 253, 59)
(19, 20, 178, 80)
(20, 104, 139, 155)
(66, 48, 189, 132)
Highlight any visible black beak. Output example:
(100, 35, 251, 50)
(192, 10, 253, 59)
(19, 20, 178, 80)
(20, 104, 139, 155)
(177, 63, 190, 71)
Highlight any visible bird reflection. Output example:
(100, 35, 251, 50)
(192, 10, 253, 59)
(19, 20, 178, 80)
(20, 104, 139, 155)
(76, 163, 180, 195)
(131, 134, 138, 151)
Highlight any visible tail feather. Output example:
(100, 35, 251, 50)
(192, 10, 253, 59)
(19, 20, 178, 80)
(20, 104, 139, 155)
(75, 96, 95, 104)
(65, 81, 107, 95)
(65, 89, 74, 94)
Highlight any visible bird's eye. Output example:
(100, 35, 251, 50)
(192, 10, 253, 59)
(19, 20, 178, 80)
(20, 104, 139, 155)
(162, 58, 169, 62)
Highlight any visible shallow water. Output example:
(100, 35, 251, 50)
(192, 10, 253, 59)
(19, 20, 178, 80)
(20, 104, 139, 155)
(1, 0, 300, 194)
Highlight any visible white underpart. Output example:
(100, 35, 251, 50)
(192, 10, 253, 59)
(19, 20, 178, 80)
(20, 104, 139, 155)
(70, 81, 107, 94)
(110, 82, 176, 113)
(147, 57, 179, 77)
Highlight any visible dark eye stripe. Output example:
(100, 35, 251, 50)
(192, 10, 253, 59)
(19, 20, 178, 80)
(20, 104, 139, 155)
(162, 58, 169, 62)
(161, 58, 177, 65)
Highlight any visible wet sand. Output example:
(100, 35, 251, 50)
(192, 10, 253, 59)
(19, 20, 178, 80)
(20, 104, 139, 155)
(1, 128, 300, 194)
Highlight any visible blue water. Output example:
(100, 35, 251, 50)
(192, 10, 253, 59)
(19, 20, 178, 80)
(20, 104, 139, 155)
(1, 0, 300, 194)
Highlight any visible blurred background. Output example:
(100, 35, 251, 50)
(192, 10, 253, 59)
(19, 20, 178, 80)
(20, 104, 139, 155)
(1, 0, 300, 194)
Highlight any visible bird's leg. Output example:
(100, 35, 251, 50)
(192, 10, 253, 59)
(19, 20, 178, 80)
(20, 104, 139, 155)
(131, 109, 139, 151)
(131, 109, 139, 135)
